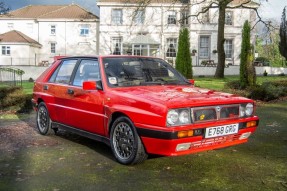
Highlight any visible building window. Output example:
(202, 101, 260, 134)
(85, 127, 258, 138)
(51, 43, 56, 54)
(224, 39, 233, 59)
(202, 10, 210, 23)
(133, 10, 145, 25)
(168, 11, 177, 25)
(112, 9, 123, 25)
(181, 11, 189, 26)
(166, 38, 177, 57)
(225, 11, 233, 25)
(51, 25, 56, 35)
(199, 36, 210, 58)
(80, 24, 90, 36)
(112, 37, 122, 55)
(2, 46, 11, 55)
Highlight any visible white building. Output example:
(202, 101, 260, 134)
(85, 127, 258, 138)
(0, 4, 99, 65)
(97, 0, 259, 66)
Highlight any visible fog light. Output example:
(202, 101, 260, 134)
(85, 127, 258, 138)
(246, 121, 257, 128)
(176, 143, 191, 151)
(239, 132, 252, 140)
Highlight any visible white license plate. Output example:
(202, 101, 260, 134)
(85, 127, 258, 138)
(205, 124, 239, 138)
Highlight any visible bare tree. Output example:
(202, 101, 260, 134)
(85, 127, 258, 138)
(0, 2, 9, 15)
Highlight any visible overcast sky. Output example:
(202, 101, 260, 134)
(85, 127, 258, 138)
(1, 0, 286, 21)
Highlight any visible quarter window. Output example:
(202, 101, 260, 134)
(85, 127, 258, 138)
(2, 46, 11, 55)
(199, 36, 210, 58)
(112, 9, 123, 25)
(224, 39, 233, 59)
(168, 11, 177, 25)
(73, 60, 100, 87)
(51, 60, 77, 84)
(166, 38, 177, 57)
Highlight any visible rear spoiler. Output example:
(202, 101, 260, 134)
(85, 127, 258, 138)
(54, 56, 67, 61)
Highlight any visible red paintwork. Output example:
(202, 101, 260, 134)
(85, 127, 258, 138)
(32, 55, 259, 157)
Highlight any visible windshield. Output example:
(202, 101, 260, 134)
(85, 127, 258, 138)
(102, 57, 189, 87)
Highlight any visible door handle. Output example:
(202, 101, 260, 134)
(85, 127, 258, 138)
(43, 85, 48, 90)
(67, 89, 74, 95)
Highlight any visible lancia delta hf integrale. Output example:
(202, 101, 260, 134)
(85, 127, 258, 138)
(32, 56, 259, 165)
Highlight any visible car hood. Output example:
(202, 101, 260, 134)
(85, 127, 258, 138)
(110, 85, 251, 108)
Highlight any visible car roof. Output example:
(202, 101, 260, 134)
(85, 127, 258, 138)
(59, 55, 160, 60)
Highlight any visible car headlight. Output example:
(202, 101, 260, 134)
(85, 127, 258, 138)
(167, 108, 191, 126)
(240, 103, 254, 117)
(245, 103, 254, 116)
(167, 110, 179, 125)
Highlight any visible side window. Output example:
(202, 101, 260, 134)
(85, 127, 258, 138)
(49, 60, 77, 84)
(72, 60, 100, 87)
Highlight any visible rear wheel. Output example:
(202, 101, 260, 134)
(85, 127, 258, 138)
(110, 116, 148, 165)
(37, 102, 54, 135)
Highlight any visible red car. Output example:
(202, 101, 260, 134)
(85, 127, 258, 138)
(32, 56, 259, 165)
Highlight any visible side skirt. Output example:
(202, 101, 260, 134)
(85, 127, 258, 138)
(52, 122, 110, 146)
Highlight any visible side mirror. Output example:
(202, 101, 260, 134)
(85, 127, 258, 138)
(189, 79, 195, 85)
(83, 80, 103, 91)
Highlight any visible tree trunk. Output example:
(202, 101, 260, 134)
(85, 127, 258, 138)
(214, 0, 231, 78)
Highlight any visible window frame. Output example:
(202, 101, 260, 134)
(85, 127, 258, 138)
(199, 36, 210, 59)
(51, 43, 56, 54)
(1, 46, 11, 56)
(80, 24, 90, 36)
(166, 38, 177, 58)
(111, 37, 122, 55)
(180, 10, 189, 26)
(224, 39, 233, 59)
(112, 9, 123, 25)
(167, 11, 177, 25)
(133, 10, 145, 25)
(51, 25, 56, 35)
(225, 11, 233, 25)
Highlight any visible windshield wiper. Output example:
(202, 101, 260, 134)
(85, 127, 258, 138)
(140, 81, 163, 86)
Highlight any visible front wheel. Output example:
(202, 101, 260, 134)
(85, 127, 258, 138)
(37, 102, 54, 135)
(110, 116, 148, 165)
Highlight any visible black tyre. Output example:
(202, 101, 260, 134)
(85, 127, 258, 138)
(110, 116, 148, 165)
(37, 102, 54, 135)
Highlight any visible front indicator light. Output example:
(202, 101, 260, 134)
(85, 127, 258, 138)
(246, 121, 257, 128)
(176, 143, 191, 151)
(239, 132, 252, 140)
(177, 130, 194, 138)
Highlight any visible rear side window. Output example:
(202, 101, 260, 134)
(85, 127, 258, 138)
(72, 59, 100, 87)
(49, 60, 77, 84)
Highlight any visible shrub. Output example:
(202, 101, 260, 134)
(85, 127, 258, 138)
(0, 86, 33, 113)
(248, 81, 287, 101)
(225, 80, 242, 90)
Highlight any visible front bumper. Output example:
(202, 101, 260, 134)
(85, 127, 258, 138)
(137, 117, 259, 156)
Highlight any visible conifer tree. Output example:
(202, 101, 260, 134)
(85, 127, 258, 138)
(279, 7, 287, 64)
(175, 28, 192, 79)
(240, 20, 256, 88)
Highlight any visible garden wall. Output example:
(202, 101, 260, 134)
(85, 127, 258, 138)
(0, 65, 286, 81)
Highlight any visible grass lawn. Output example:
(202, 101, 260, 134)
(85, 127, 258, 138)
(194, 75, 287, 90)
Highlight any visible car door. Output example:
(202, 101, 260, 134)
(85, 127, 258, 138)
(47, 59, 79, 125)
(63, 59, 106, 136)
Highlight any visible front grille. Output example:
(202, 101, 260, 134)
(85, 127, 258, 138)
(191, 104, 240, 123)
